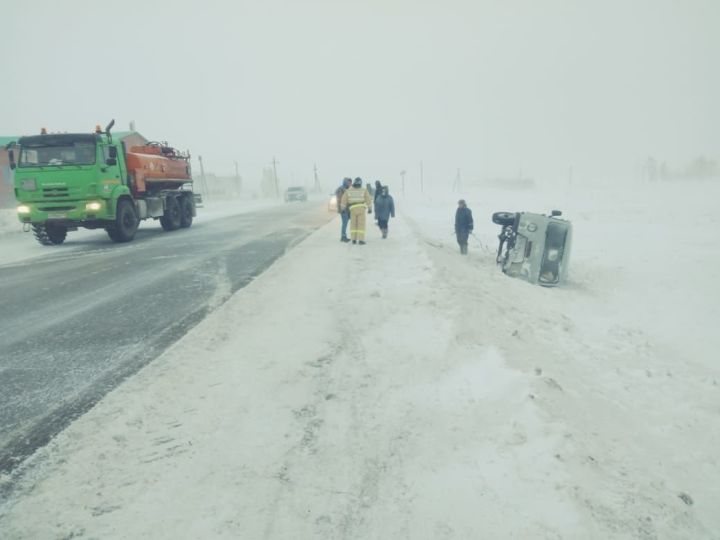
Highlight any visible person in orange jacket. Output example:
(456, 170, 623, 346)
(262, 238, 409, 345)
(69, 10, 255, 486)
(340, 177, 373, 244)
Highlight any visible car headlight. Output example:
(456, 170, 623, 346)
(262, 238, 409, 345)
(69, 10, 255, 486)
(85, 201, 103, 212)
(17, 204, 31, 214)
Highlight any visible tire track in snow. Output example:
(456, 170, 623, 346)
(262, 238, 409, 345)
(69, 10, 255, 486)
(260, 340, 343, 540)
(261, 316, 399, 540)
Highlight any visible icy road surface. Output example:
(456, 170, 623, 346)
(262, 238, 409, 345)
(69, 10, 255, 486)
(0, 201, 332, 474)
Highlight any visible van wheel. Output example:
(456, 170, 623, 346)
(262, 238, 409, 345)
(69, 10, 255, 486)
(107, 199, 138, 242)
(33, 224, 67, 245)
(492, 212, 516, 226)
(179, 196, 193, 228)
(160, 196, 182, 231)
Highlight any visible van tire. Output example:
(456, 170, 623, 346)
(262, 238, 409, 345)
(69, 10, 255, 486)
(492, 212, 516, 226)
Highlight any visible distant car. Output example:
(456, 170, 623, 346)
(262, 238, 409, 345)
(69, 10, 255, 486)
(328, 192, 338, 212)
(284, 186, 308, 202)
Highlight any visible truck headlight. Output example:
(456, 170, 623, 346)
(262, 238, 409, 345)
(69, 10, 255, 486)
(85, 201, 103, 212)
(17, 204, 31, 214)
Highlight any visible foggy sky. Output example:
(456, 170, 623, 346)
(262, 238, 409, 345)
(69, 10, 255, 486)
(3, 0, 719, 188)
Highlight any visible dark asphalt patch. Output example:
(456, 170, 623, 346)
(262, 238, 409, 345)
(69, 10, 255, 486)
(0, 224, 320, 491)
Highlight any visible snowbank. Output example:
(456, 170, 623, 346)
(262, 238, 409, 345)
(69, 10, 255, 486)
(0, 209, 20, 235)
(1, 182, 718, 539)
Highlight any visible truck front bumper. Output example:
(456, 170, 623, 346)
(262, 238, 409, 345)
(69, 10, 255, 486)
(16, 200, 112, 225)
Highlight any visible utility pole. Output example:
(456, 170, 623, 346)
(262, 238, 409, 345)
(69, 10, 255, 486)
(198, 155, 209, 198)
(453, 168, 462, 192)
(400, 170, 406, 196)
(313, 163, 321, 193)
(271, 156, 280, 198)
(420, 161, 424, 193)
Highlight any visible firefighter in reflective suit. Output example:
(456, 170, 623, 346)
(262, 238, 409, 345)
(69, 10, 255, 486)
(340, 177, 373, 244)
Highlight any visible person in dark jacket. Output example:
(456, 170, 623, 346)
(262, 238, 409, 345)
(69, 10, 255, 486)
(374, 186, 395, 239)
(372, 180, 384, 226)
(336, 177, 352, 242)
(455, 199, 473, 254)
(373, 180, 383, 205)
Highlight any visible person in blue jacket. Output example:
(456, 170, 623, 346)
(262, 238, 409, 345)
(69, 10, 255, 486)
(374, 185, 395, 239)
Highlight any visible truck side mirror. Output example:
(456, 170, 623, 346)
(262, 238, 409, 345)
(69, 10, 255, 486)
(551, 210, 562, 217)
(8, 149, 16, 170)
(106, 145, 118, 166)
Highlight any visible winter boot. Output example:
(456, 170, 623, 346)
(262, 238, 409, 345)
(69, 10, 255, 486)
(359, 240, 366, 245)
(382, 229, 388, 239)
(352, 240, 357, 244)
(341, 236, 350, 242)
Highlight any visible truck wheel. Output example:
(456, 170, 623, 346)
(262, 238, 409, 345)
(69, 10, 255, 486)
(107, 199, 139, 243)
(179, 196, 193, 228)
(33, 224, 67, 246)
(160, 196, 182, 231)
(492, 212, 516, 226)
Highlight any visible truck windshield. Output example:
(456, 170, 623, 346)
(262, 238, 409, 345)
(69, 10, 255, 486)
(19, 140, 96, 167)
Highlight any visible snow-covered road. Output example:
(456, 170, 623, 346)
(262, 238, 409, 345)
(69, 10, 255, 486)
(0, 199, 332, 475)
(0, 182, 718, 539)
(0, 197, 288, 267)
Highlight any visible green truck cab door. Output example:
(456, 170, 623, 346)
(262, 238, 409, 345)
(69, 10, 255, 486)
(101, 144, 124, 181)
(99, 143, 132, 207)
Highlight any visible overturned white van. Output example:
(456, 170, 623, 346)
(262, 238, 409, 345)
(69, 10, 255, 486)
(493, 210, 572, 287)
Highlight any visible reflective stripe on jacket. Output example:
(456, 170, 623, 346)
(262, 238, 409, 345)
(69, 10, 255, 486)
(340, 187, 372, 212)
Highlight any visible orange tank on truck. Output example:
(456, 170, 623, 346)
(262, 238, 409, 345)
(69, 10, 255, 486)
(11, 119, 202, 246)
(125, 143, 192, 195)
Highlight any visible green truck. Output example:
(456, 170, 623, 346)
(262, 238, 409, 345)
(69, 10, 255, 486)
(9, 120, 199, 245)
